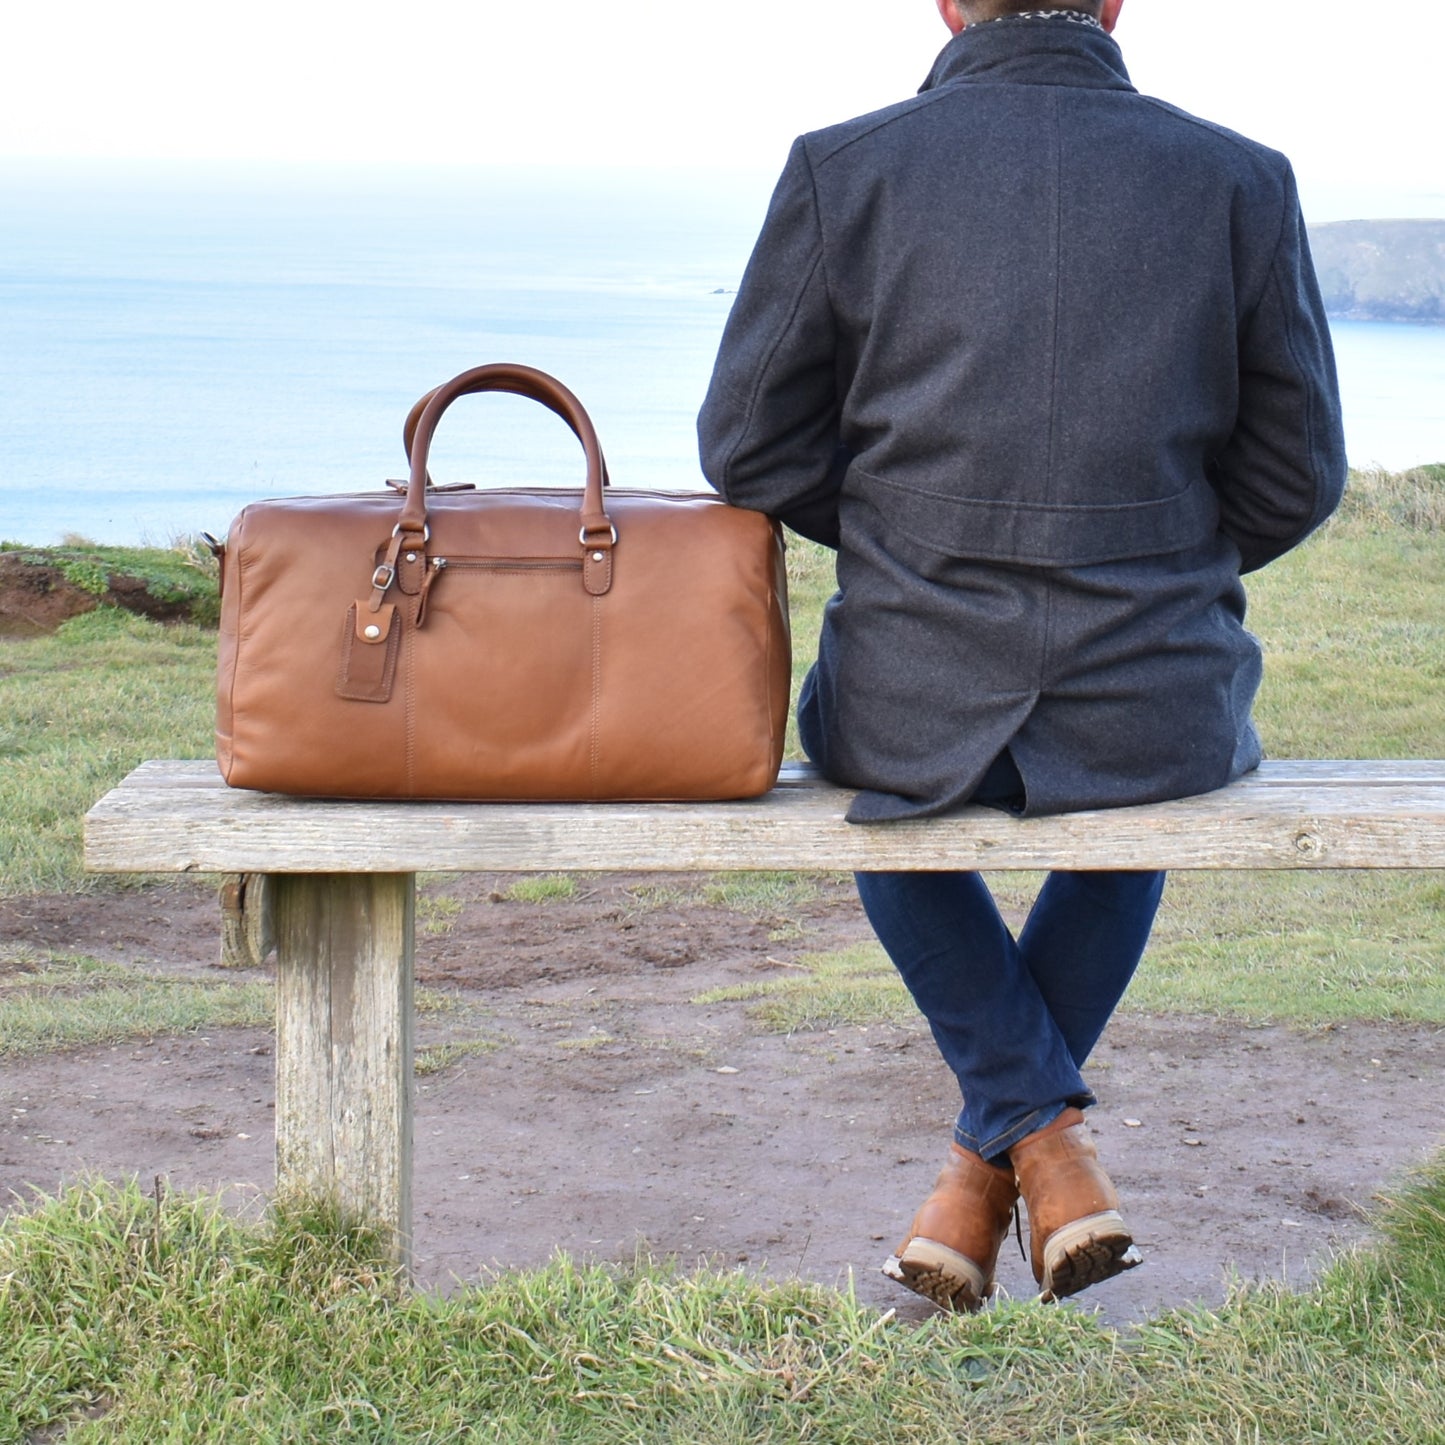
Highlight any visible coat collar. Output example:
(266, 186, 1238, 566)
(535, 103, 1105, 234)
(919, 16, 1135, 95)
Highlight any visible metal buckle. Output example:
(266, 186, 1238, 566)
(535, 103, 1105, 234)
(392, 521, 431, 542)
(579, 524, 618, 547)
(371, 563, 396, 590)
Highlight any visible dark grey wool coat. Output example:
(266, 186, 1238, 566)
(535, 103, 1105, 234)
(698, 17, 1347, 822)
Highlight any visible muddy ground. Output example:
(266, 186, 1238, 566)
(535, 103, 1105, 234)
(3, 875, 1442, 1330)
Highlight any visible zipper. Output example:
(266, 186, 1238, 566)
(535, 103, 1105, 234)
(417, 554, 583, 626)
(430, 556, 582, 573)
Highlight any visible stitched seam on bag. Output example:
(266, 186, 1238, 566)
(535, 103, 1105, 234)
(760, 585, 778, 790)
(335, 606, 354, 695)
(405, 613, 417, 793)
(590, 596, 602, 796)
(218, 524, 248, 780)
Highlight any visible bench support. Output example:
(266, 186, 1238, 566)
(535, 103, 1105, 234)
(272, 873, 415, 1267)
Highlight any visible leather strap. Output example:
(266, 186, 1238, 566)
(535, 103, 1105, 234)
(404, 384, 612, 485)
(398, 364, 613, 543)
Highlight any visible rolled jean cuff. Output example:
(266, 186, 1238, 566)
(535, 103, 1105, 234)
(955, 1089, 1097, 1164)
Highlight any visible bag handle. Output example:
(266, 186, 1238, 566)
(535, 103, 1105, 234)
(402, 384, 611, 488)
(398, 364, 614, 554)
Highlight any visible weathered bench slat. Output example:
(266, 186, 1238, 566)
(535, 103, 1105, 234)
(107, 756, 1445, 790)
(86, 760, 1445, 874)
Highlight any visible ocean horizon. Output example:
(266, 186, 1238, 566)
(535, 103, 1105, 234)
(2, 160, 1442, 548)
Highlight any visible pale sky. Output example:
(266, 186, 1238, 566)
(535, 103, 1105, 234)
(3, 1, 1440, 210)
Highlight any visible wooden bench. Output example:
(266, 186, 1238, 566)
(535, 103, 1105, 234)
(83, 758, 1445, 1274)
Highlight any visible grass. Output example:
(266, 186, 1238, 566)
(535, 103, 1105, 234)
(1246, 526, 1445, 760)
(1333, 462, 1445, 531)
(414, 1038, 502, 1077)
(613, 870, 840, 944)
(0, 948, 272, 1059)
(0, 947, 499, 1073)
(780, 529, 834, 763)
(5, 1162, 1445, 1441)
(0, 537, 220, 625)
(554, 1031, 617, 1051)
(696, 942, 914, 1032)
(0, 608, 214, 897)
(698, 869, 1445, 1034)
(699, 871, 825, 916)
(418, 894, 466, 936)
(501, 874, 579, 904)
(1134, 870, 1445, 1021)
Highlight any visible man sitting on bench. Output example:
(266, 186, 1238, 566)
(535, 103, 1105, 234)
(699, 0, 1345, 1309)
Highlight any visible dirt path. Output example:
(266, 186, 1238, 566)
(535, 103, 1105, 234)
(3, 877, 1442, 1329)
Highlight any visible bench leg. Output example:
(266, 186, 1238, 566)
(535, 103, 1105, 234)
(219, 873, 275, 969)
(271, 872, 416, 1273)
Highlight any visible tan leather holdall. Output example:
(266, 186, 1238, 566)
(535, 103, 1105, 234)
(215, 363, 791, 800)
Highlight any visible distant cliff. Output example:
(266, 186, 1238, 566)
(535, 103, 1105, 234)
(1307, 219, 1445, 323)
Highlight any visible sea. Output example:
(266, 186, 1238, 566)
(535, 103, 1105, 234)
(2, 160, 1442, 547)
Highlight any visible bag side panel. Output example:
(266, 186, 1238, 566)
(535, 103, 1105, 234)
(224, 497, 410, 796)
(589, 497, 790, 800)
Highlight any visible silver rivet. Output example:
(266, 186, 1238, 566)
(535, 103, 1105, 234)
(364, 624, 381, 639)
(405, 552, 417, 563)
(592, 551, 604, 562)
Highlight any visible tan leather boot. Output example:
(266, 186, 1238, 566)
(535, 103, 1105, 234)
(1010, 1107, 1142, 1302)
(882, 1143, 1019, 1312)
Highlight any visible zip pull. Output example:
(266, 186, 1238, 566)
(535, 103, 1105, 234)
(416, 556, 446, 628)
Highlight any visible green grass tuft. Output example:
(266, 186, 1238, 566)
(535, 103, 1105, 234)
(417, 893, 465, 935)
(413, 1037, 502, 1077)
(0, 948, 272, 1058)
(700, 870, 824, 915)
(6, 1166, 1445, 1441)
(501, 874, 579, 903)
(696, 942, 913, 1032)
(1336, 463, 1445, 532)
(1133, 871, 1445, 1022)
(1, 539, 220, 622)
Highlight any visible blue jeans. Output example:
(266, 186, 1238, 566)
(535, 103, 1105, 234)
(799, 681, 1166, 1161)
(857, 867, 1164, 1162)
(849, 751, 1164, 1162)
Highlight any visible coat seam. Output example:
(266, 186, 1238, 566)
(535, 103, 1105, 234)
(718, 171, 827, 488)
(1045, 90, 1063, 508)
(1267, 255, 1323, 531)
(851, 465, 1202, 514)
(1241, 167, 1294, 330)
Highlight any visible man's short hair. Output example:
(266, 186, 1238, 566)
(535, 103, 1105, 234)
(958, 1, 1105, 20)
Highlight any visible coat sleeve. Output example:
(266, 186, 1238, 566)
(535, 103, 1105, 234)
(1211, 168, 1348, 574)
(697, 138, 845, 549)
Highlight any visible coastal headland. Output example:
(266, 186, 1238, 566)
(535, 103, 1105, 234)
(1309, 218, 1445, 323)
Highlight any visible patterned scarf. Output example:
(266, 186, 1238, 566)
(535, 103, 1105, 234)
(977, 9, 1104, 30)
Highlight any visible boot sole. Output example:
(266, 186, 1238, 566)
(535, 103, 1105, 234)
(882, 1238, 991, 1313)
(1038, 1210, 1142, 1302)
